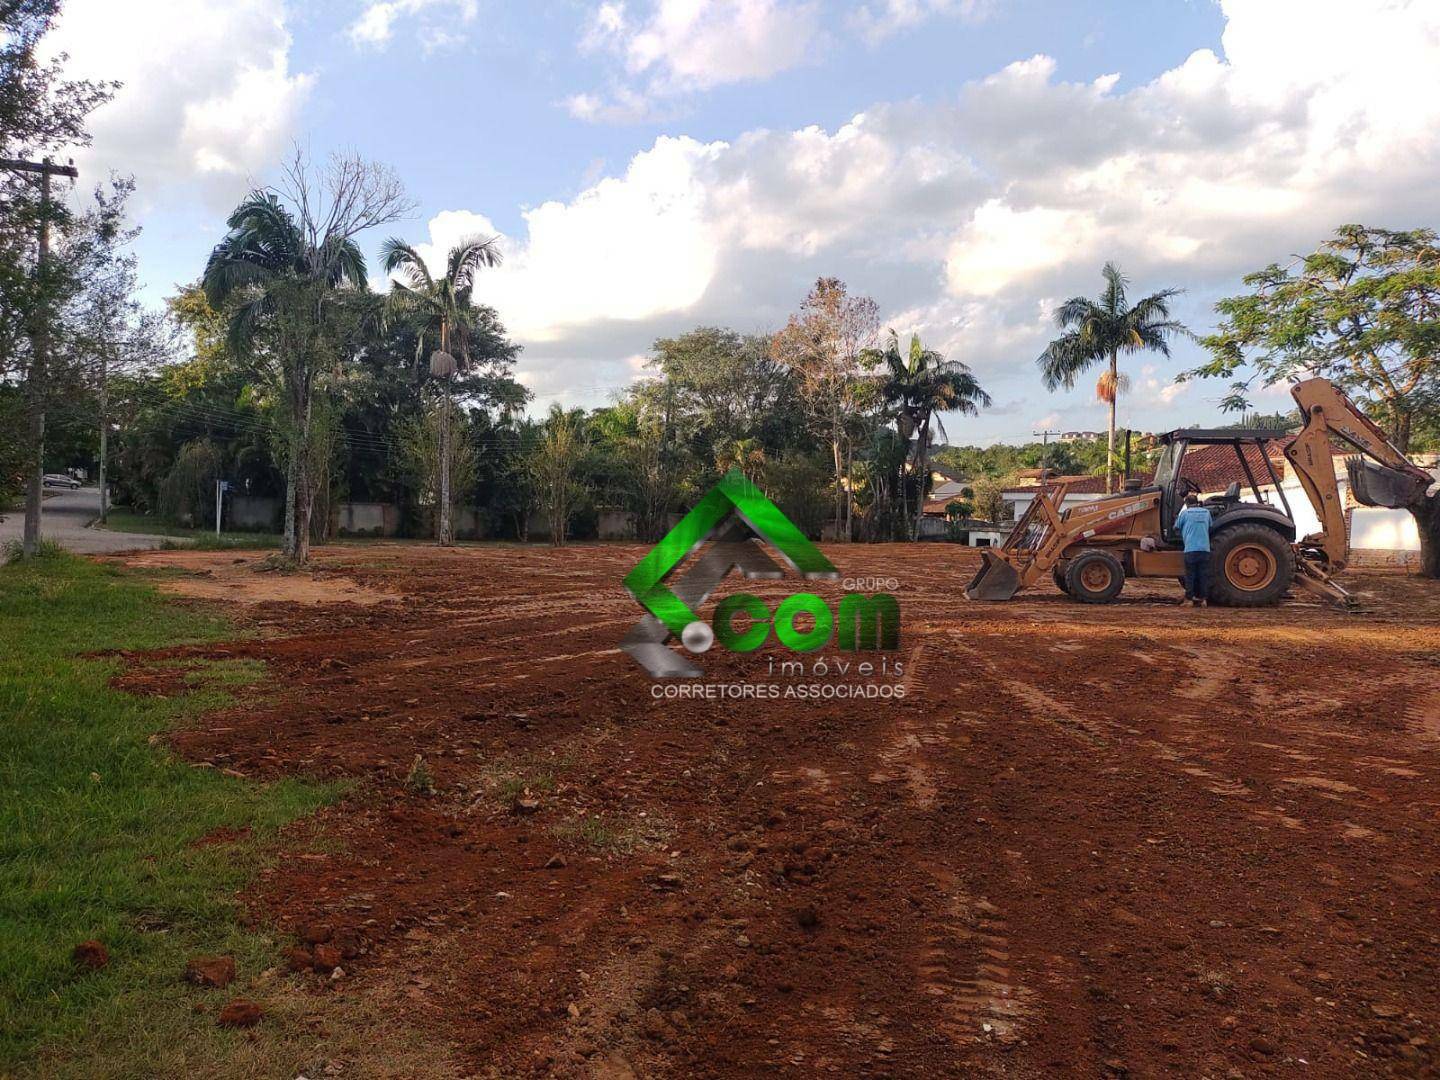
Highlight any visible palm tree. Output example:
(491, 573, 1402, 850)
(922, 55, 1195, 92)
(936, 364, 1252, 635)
(203, 192, 368, 562)
(876, 330, 990, 538)
(714, 437, 766, 486)
(381, 235, 502, 545)
(1037, 263, 1188, 492)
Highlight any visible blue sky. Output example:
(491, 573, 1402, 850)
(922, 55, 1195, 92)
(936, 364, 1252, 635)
(46, 0, 1440, 442)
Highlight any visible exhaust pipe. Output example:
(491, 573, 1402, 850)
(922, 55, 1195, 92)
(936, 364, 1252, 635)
(965, 550, 1022, 601)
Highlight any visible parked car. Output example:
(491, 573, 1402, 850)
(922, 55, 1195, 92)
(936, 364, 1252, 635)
(42, 473, 81, 490)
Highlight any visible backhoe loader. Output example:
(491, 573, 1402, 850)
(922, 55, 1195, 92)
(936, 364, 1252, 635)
(965, 377, 1434, 607)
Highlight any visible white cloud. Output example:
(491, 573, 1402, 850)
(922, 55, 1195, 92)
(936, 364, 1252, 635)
(410, 137, 724, 345)
(43, 0, 311, 208)
(444, 0, 1440, 433)
(849, 0, 996, 44)
(348, 0, 479, 49)
(572, 0, 823, 121)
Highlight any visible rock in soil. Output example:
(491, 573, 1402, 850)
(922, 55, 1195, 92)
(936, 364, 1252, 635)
(72, 940, 109, 970)
(184, 955, 237, 988)
(217, 999, 263, 1028)
(311, 944, 343, 973)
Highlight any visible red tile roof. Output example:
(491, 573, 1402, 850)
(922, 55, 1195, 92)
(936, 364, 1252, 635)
(1000, 472, 1153, 495)
(1178, 438, 1293, 494)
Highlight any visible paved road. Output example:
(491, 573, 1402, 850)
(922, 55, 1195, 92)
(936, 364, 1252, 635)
(0, 487, 173, 555)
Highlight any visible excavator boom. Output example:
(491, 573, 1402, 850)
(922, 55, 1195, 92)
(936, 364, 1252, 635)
(1285, 378, 1432, 570)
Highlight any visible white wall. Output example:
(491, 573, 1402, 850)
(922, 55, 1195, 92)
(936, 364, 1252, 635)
(1202, 476, 1420, 552)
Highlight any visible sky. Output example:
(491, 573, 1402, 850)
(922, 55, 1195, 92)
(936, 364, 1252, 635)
(40, 0, 1440, 444)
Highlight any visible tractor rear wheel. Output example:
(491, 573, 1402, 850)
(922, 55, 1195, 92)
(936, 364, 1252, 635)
(1064, 549, 1125, 604)
(1209, 523, 1294, 607)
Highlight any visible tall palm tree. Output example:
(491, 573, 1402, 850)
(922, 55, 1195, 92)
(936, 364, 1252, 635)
(877, 330, 990, 538)
(1037, 263, 1188, 492)
(381, 235, 502, 546)
(203, 192, 368, 562)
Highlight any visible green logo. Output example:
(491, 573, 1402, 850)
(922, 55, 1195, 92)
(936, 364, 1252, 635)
(621, 470, 899, 678)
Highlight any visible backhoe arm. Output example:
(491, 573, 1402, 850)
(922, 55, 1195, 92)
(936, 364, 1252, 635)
(1285, 378, 1430, 570)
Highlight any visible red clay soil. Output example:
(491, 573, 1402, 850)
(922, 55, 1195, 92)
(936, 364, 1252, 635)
(122, 543, 1440, 1077)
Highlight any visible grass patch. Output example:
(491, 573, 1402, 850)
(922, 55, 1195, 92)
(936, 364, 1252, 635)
(1, 538, 66, 564)
(0, 552, 340, 1077)
(99, 509, 281, 550)
(551, 813, 671, 855)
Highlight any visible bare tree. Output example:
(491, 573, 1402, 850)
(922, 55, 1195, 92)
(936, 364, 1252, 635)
(770, 278, 880, 540)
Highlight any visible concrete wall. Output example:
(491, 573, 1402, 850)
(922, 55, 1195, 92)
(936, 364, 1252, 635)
(336, 501, 401, 538)
(598, 509, 636, 540)
(229, 494, 280, 531)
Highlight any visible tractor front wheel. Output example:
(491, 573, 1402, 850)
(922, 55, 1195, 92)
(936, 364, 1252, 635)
(1064, 549, 1126, 604)
(1208, 524, 1294, 607)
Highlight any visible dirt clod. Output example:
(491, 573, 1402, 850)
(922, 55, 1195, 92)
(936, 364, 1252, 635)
(184, 955, 236, 988)
(311, 944, 342, 973)
(284, 947, 314, 972)
(217, 999, 263, 1028)
(71, 940, 108, 971)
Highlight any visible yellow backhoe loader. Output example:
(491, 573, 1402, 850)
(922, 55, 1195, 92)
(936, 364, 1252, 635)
(965, 377, 1434, 607)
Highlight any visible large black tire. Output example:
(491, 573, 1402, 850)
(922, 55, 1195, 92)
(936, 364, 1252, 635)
(1064, 549, 1125, 604)
(1208, 523, 1294, 607)
(1052, 563, 1071, 594)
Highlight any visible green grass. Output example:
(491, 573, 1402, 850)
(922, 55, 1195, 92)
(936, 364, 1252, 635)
(98, 510, 282, 550)
(0, 552, 340, 1077)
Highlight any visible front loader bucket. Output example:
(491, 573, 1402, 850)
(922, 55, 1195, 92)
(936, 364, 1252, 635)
(965, 550, 1022, 601)
(1347, 456, 1428, 509)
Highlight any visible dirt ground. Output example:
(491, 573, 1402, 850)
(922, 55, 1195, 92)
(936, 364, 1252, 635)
(114, 543, 1440, 1078)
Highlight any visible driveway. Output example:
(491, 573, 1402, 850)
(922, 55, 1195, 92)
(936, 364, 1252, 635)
(0, 487, 173, 555)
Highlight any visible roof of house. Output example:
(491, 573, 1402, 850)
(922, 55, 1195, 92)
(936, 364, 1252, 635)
(1000, 473, 1149, 495)
(1178, 438, 1293, 494)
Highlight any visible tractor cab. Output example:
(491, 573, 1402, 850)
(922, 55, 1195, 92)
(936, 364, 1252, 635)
(1150, 428, 1298, 547)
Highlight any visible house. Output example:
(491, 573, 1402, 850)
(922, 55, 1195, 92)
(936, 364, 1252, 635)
(999, 473, 1146, 522)
(1058, 430, 1103, 443)
(925, 465, 971, 504)
(915, 505, 1003, 545)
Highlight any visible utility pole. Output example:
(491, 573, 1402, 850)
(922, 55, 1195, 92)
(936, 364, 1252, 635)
(98, 341, 108, 523)
(2, 157, 78, 558)
(1032, 428, 1060, 483)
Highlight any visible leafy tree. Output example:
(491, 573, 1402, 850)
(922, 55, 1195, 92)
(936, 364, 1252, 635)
(381, 234, 502, 544)
(1188, 225, 1440, 577)
(591, 395, 687, 542)
(872, 330, 990, 537)
(528, 405, 588, 546)
(1037, 263, 1188, 492)
(1188, 226, 1440, 452)
(0, 0, 114, 549)
(970, 475, 1009, 525)
(765, 452, 833, 540)
(203, 150, 411, 562)
(649, 327, 801, 461)
(396, 395, 477, 536)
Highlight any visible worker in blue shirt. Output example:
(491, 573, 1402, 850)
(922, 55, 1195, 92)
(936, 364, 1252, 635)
(1174, 494, 1213, 607)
